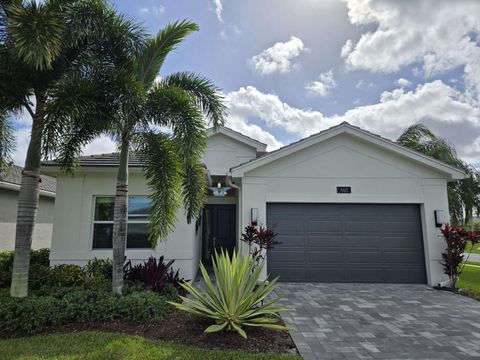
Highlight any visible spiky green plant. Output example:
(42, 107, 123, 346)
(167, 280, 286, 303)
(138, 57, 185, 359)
(169, 250, 288, 339)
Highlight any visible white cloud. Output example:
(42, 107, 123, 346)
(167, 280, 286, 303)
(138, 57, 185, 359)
(341, 39, 353, 58)
(249, 37, 308, 75)
(138, 5, 165, 17)
(82, 135, 117, 156)
(306, 70, 337, 97)
(225, 81, 480, 162)
(342, 0, 480, 97)
(213, 0, 223, 22)
(12, 128, 30, 166)
(396, 78, 412, 88)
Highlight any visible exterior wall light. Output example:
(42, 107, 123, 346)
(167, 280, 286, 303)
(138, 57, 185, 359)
(434, 209, 447, 228)
(209, 182, 230, 197)
(251, 208, 258, 226)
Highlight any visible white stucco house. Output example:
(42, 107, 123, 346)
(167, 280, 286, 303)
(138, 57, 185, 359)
(42, 123, 464, 286)
(0, 164, 56, 251)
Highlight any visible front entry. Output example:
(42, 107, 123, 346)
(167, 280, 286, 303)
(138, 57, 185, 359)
(202, 204, 236, 263)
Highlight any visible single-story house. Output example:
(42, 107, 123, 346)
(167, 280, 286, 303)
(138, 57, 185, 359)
(42, 122, 465, 286)
(0, 164, 56, 251)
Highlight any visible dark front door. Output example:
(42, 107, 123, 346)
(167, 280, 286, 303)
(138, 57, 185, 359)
(203, 205, 236, 262)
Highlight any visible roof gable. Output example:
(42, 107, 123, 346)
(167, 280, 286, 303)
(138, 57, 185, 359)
(230, 122, 465, 181)
(207, 126, 267, 152)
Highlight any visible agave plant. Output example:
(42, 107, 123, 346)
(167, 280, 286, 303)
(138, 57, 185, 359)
(169, 250, 288, 338)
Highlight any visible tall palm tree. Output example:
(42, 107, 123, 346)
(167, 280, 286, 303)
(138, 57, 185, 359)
(108, 21, 226, 295)
(0, 0, 142, 297)
(397, 124, 479, 225)
(0, 111, 14, 176)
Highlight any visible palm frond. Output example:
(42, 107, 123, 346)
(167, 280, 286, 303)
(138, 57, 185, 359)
(6, 0, 64, 70)
(397, 123, 459, 166)
(182, 161, 207, 223)
(162, 72, 227, 128)
(42, 68, 119, 172)
(0, 111, 15, 177)
(139, 132, 182, 244)
(145, 85, 207, 159)
(136, 20, 198, 89)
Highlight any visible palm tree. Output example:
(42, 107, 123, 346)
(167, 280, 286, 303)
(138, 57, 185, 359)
(0, 0, 142, 297)
(108, 21, 226, 295)
(397, 124, 479, 225)
(0, 111, 14, 177)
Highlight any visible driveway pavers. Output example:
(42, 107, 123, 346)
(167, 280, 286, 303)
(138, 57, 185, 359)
(275, 283, 480, 360)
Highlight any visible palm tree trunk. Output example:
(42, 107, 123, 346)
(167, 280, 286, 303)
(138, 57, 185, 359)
(10, 108, 43, 298)
(112, 137, 129, 295)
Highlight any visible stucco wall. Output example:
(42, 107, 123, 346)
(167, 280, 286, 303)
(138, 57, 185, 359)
(202, 133, 257, 176)
(50, 171, 199, 280)
(0, 188, 54, 250)
(237, 134, 451, 286)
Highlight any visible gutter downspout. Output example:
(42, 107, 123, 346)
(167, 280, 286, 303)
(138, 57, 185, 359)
(226, 171, 242, 254)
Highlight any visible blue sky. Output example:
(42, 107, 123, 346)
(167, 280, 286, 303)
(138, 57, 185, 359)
(11, 0, 480, 165)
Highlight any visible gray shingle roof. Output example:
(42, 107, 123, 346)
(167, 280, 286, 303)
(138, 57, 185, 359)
(1, 164, 56, 193)
(42, 152, 143, 168)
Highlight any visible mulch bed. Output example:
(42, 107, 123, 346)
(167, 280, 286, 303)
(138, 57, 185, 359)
(1, 309, 298, 355)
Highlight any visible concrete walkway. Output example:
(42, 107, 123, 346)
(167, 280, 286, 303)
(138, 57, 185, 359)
(275, 283, 480, 360)
(467, 253, 480, 263)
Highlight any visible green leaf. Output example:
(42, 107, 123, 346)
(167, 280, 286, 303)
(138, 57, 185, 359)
(136, 20, 198, 89)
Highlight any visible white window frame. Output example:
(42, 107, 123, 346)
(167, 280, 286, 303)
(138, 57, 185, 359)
(91, 195, 152, 250)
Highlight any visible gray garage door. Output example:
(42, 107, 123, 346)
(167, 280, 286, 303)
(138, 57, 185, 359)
(267, 203, 426, 283)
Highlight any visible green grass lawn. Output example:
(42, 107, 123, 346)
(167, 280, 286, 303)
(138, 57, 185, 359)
(458, 262, 480, 293)
(465, 241, 480, 254)
(0, 331, 300, 360)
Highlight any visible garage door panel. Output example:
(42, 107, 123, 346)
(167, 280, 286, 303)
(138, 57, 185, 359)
(346, 267, 385, 282)
(268, 250, 305, 263)
(344, 249, 383, 263)
(273, 220, 304, 233)
(344, 221, 381, 233)
(308, 250, 344, 263)
(345, 236, 381, 247)
(306, 235, 342, 247)
(277, 235, 304, 246)
(267, 203, 426, 284)
(306, 220, 342, 232)
(384, 250, 425, 263)
(386, 268, 426, 283)
(383, 235, 421, 248)
(383, 221, 419, 233)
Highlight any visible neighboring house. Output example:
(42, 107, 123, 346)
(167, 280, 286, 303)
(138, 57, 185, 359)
(42, 123, 465, 286)
(0, 164, 56, 251)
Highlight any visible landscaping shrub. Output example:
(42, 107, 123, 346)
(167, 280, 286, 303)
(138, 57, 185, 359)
(241, 224, 280, 271)
(51, 264, 85, 288)
(0, 249, 51, 288)
(28, 264, 52, 290)
(124, 256, 184, 295)
(29, 248, 50, 267)
(441, 224, 479, 289)
(83, 258, 112, 288)
(0, 287, 168, 334)
(170, 250, 288, 338)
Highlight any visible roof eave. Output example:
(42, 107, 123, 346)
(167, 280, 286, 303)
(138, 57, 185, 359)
(230, 123, 467, 180)
(0, 181, 56, 198)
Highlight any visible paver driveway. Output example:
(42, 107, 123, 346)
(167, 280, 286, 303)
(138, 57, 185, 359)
(275, 283, 480, 360)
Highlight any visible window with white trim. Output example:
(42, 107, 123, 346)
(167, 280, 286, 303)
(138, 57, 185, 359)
(92, 196, 152, 249)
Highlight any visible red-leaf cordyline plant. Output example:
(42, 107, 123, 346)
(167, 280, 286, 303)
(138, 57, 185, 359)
(241, 224, 280, 271)
(123, 256, 183, 294)
(440, 223, 479, 289)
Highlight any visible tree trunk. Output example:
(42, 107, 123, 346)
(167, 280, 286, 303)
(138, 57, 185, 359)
(10, 105, 43, 298)
(112, 138, 129, 295)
